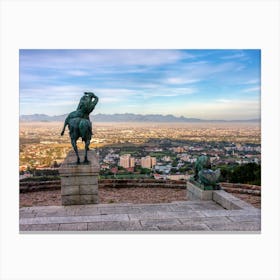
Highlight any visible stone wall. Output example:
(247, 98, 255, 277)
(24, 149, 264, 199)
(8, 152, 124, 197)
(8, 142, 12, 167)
(20, 180, 61, 192)
(220, 182, 261, 196)
(20, 179, 261, 197)
(99, 179, 186, 189)
(20, 178, 186, 192)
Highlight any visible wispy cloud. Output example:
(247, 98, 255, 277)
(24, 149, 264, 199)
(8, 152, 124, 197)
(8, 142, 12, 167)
(242, 79, 260, 85)
(92, 86, 196, 99)
(20, 50, 192, 71)
(19, 49, 261, 119)
(220, 51, 246, 60)
(165, 77, 200, 85)
(66, 70, 90, 76)
(242, 86, 260, 93)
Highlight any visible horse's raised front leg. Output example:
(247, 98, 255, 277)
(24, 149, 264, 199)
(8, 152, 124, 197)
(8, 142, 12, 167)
(71, 138, 80, 164)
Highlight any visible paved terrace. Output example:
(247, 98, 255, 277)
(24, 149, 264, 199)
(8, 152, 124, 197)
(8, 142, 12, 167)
(20, 200, 261, 232)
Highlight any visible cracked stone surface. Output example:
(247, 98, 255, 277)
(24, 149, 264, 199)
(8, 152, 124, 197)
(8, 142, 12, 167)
(19, 200, 261, 232)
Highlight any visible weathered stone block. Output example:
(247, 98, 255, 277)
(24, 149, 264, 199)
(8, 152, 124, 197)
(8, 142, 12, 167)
(212, 191, 237, 209)
(59, 150, 100, 175)
(80, 184, 98, 195)
(212, 190, 255, 210)
(80, 194, 99, 204)
(61, 195, 81, 205)
(61, 185, 80, 196)
(87, 221, 124, 231)
(230, 198, 255, 209)
(59, 223, 88, 231)
(140, 218, 181, 227)
(61, 175, 98, 186)
(158, 223, 210, 231)
(59, 150, 100, 206)
(206, 221, 260, 231)
(187, 181, 213, 200)
(20, 223, 60, 231)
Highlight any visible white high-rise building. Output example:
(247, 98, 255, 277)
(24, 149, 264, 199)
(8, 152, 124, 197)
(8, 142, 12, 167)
(130, 157, 135, 168)
(119, 154, 130, 168)
(119, 154, 135, 169)
(141, 156, 150, 169)
(151, 157, 157, 167)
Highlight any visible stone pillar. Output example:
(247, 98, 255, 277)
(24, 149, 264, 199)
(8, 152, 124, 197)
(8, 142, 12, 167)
(59, 150, 100, 205)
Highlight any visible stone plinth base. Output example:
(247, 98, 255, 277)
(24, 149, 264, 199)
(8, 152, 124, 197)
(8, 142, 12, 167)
(186, 180, 257, 210)
(59, 150, 100, 205)
(212, 190, 255, 210)
(186, 181, 213, 200)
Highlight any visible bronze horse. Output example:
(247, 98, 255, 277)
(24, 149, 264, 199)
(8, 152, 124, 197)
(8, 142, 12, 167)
(61, 92, 99, 164)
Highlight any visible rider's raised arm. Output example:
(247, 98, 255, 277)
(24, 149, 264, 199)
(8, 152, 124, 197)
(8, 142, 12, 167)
(87, 94, 99, 113)
(92, 94, 99, 107)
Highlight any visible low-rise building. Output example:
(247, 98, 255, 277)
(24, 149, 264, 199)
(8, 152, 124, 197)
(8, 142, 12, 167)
(167, 174, 190, 181)
(154, 164, 171, 174)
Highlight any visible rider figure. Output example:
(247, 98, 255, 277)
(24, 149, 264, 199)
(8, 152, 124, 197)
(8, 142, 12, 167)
(61, 92, 98, 136)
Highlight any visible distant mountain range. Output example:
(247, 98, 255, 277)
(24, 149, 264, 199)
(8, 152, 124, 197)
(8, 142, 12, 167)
(19, 113, 260, 123)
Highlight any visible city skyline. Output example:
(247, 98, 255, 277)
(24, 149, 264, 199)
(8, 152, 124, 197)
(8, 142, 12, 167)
(20, 49, 260, 120)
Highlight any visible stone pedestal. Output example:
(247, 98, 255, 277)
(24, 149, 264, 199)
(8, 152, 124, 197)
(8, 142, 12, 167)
(59, 150, 100, 205)
(186, 180, 213, 200)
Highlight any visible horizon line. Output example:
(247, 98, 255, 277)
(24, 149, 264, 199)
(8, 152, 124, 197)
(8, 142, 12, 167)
(19, 112, 261, 122)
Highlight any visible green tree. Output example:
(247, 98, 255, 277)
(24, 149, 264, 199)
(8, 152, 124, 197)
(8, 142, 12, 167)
(140, 168, 151, 174)
(230, 163, 261, 185)
(219, 163, 261, 185)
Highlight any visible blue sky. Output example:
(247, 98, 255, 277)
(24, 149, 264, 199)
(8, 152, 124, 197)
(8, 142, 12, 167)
(19, 49, 260, 120)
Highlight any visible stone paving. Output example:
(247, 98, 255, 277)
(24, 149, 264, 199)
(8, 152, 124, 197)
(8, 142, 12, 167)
(19, 200, 261, 232)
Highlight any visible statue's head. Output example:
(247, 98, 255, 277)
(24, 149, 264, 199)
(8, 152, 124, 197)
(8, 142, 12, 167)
(84, 92, 94, 98)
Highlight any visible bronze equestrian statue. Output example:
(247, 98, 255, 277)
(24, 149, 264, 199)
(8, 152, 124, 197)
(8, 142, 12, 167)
(61, 92, 99, 164)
